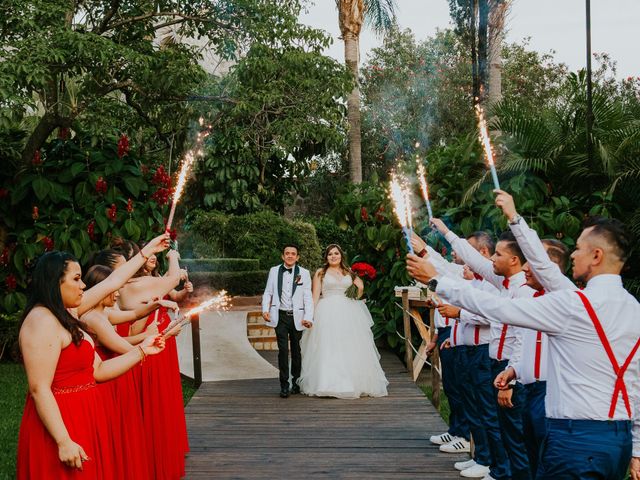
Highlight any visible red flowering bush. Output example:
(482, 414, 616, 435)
(42, 237, 55, 252)
(95, 176, 108, 194)
(117, 134, 130, 158)
(351, 262, 377, 280)
(360, 206, 369, 222)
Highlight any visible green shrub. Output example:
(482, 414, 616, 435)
(0, 312, 20, 362)
(180, 258, 260, 272)
(189, 271, 269, 296)
(223, 211, 321, 269)
(306, 215, 356, 261)
(182, 209, 228, 258)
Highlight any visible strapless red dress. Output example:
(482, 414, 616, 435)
(138, 307, 189, 479)
(95, 343, 151, 480)
(16, 339, 116, 479)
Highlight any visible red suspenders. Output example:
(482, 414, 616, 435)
(496, 325, 509, 360)
(445, 317, 450, 327)
(453, 320, 459, 345)
(575, 291, 640, 419)
(474, 326, 480, 345)
(534, 331, 543, 380)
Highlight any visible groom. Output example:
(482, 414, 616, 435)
(262, 244, 314, 398)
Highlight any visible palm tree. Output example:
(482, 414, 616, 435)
(337, 0, 396, 183)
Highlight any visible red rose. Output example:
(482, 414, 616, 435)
(42, 236, 54, 252)
(126, 198, 134, 213)
(32, 206, 39, 220)
(32, 150, 42, 165)
(351, 262, 377, 280)
(117, 134, 130, 158)
(360, 207, 369, 222)
(95, 176, 107, 194)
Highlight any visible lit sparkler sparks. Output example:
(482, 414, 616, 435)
(475, 104, 501, 190)
(416, 163, 433, 221)
(389, 174, 415, 254)
(161, 291, 231, 338)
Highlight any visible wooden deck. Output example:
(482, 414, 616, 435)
(184, 350, 466, 479)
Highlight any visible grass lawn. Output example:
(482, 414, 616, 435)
(0, 362, 197, 479)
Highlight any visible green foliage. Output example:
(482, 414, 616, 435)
(331, 183, 410, 348)
(180, 258, 260, 273)
(0, 313, 21, 362)
(190, 271, 268, 296)
(0, 134, 170, 314)
(191, 42, 351, 214)
(0, 363, 27, 478)
(182, 210, 229, 258)
(305, 215, 357, 260)
(224, 211, 322, 270)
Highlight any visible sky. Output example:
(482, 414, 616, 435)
(300, 0, 639, 79)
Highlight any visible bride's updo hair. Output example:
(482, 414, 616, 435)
(319, 244, 355, 281)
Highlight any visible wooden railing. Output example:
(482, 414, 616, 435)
(399, 289, 441, 410)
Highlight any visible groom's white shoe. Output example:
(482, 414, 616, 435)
(454, 459, 476, 471)
(459, 464, 490, 478)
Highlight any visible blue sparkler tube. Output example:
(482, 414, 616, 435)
(402, 227, 415, 254)
(489, 164, 501, 191)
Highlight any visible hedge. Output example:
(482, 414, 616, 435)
(180, 258, 260, 273)
(190, 271, 269, 296)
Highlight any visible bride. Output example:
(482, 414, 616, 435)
(298, 244, 388, 399)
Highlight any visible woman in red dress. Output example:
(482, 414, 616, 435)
(16, 233, 170, 479)
(80, 265, 180, 480)
(118, 249, 189, 479)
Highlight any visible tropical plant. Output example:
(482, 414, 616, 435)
(336, 0, 397, 183)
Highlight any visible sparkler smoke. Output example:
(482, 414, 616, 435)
(416, 162, 433, 221)
(161, 291, 231, 339)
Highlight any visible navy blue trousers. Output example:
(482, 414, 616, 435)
(522, 382, 547, 477)
(456, 346, 491, 466)
(436, 327, 469, 440)
(537, 419, 631, 480)
(470, 345, 510, 479)
(492, 359, 532, 480)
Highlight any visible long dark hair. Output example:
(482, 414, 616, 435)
(319, 244, 354, 281)
(21, 251, 84, 346)
(86, 249, 124, 270)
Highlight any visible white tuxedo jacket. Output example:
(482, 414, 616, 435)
(262, 264, 314, 331)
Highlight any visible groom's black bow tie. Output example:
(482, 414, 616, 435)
(281, 265, 293, 273)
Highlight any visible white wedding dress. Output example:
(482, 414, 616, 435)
(298, 273, 388, 399)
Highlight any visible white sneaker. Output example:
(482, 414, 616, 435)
(439, 437, 471, 453)
(481, 475, 497, 480)
(460, 464, 490, 478)
(454, 459, 477, 471)
(429, 432, 454, 445)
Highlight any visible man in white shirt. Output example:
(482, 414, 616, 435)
(407, 217, 640, 480)
(430, 220, 533, 480)
(415, 234, 509, 479)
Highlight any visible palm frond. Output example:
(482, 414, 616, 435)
(363, 0, 398, 35)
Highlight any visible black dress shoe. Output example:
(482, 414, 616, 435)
(279, 388, 290, 398)
(291, 385, 301, 395)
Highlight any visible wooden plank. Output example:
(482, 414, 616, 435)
(183, 350, 466, 478)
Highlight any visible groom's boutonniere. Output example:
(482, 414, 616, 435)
(295, 274, 302, 285)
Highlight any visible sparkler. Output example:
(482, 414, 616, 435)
(161, 291, 231, 339)
(389, 174, 415, 254)
(165, 118, 211, 231)
(416, 163, 433, 221)
(475, 104, 500, 190)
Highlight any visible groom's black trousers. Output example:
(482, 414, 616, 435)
(275, 310, 302, 389)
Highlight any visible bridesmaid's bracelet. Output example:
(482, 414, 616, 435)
(137, 345, 147, 363)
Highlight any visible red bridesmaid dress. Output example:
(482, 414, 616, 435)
(16, 339, 116, 480)
(138, 307, 189, 479)
(95, 343, 151, 480)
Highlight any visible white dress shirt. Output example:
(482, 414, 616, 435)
(279, 265, 295, 311)
(436, 273, 640, 455)
(444, 231, 526, 360)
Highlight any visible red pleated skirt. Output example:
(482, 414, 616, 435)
(139, 308, 189, 479)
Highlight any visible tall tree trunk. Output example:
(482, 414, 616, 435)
(344, 32, 362, 184)
(470, 0, 480, 103)
(477, 0, 489, 102)
(488, 0, 507, 109)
